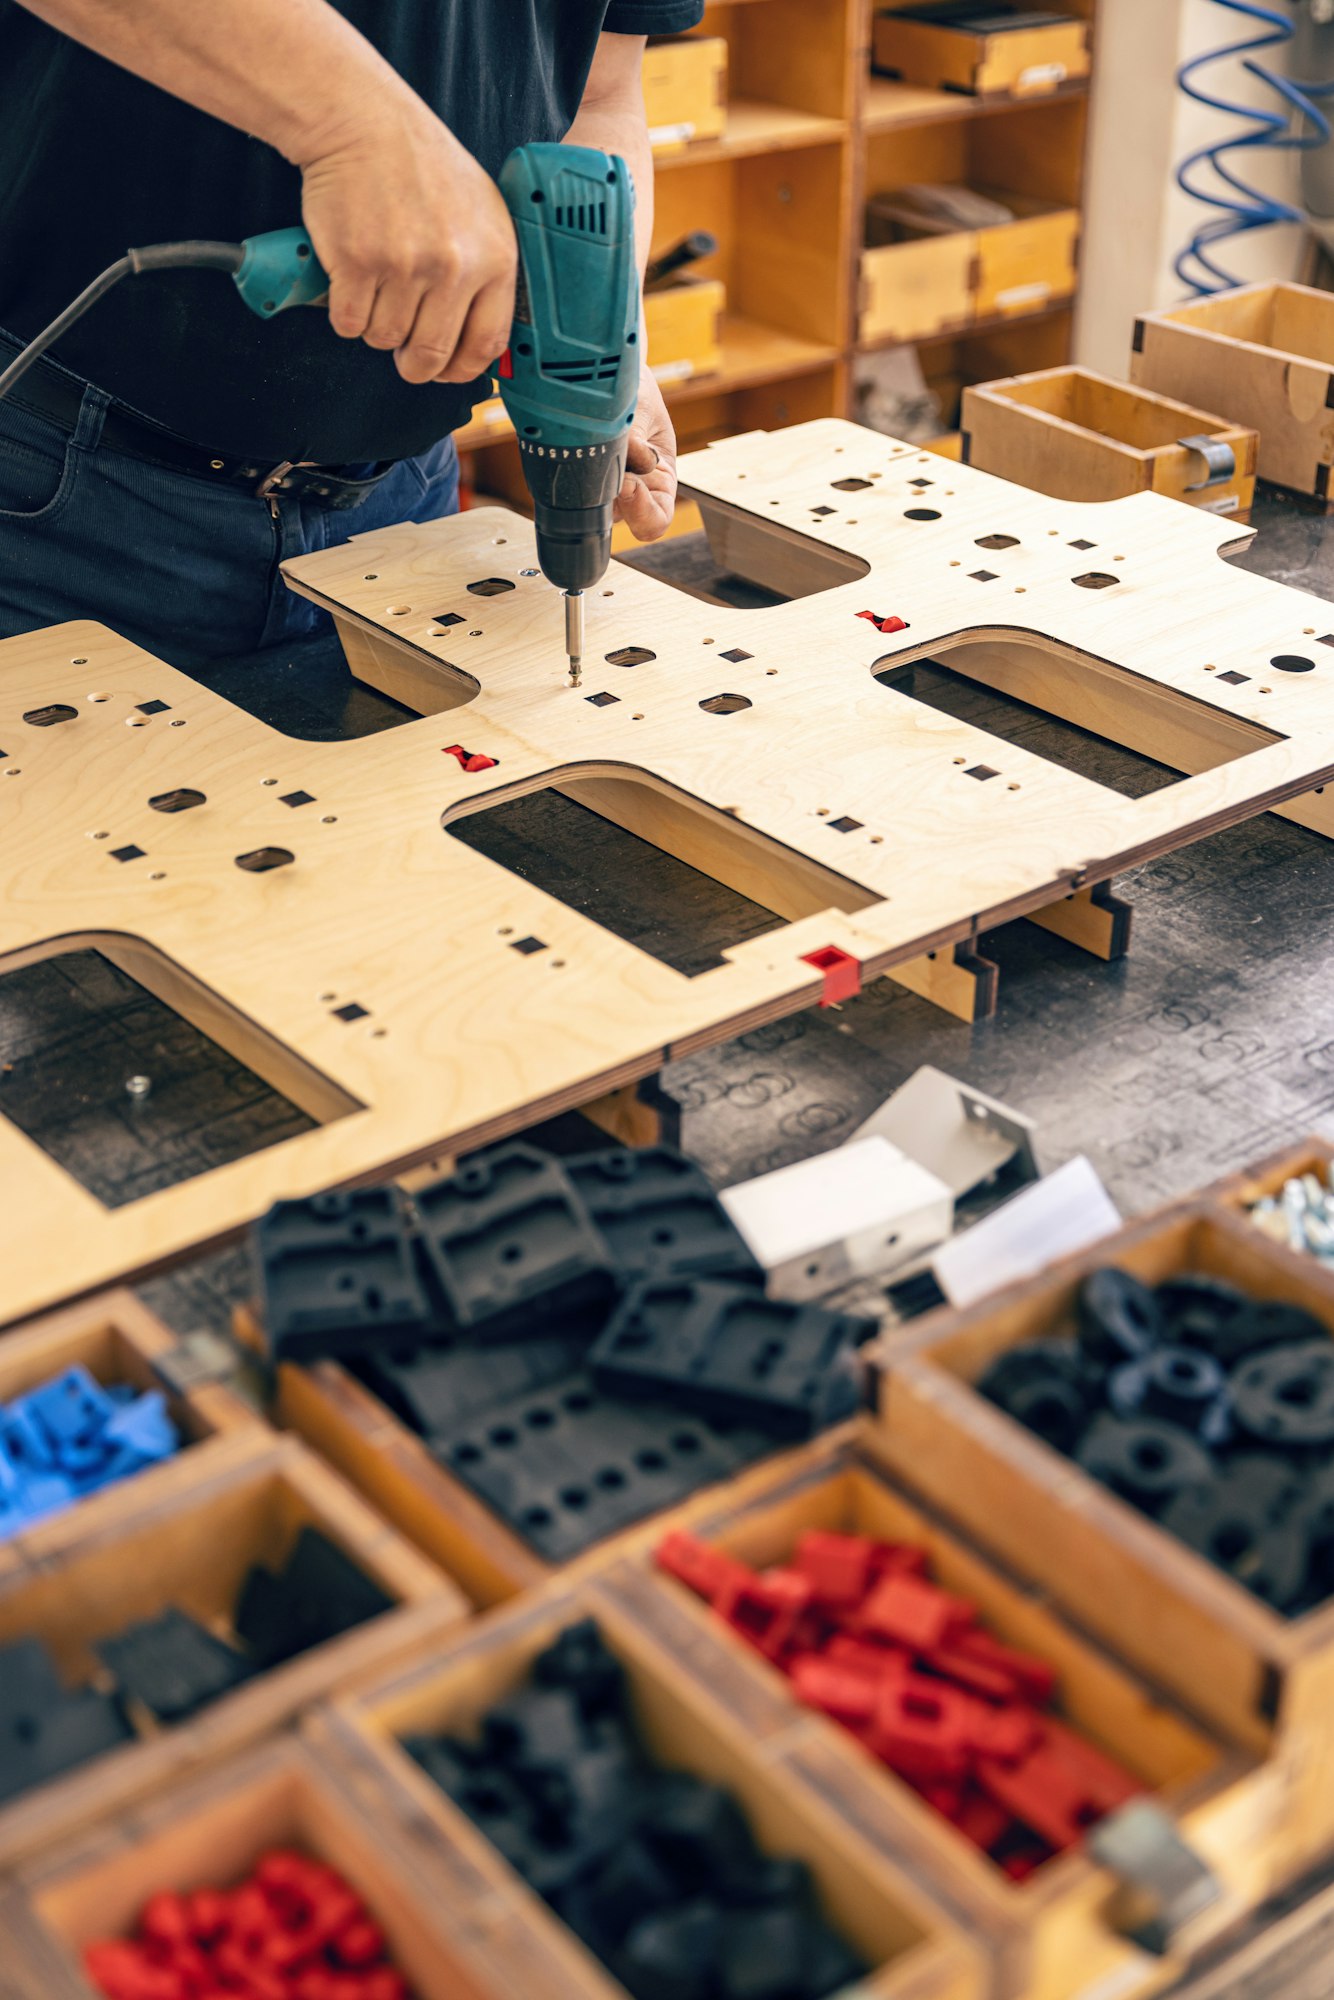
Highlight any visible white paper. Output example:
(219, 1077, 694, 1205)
(932, 1156, 1120, 1310)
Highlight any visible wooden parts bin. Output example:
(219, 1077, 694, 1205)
(645, 275, 726, 386)
(0, 1289, 265, 1576)
(313, 1583, 985, 2000)
(873, 1198, 1334, 1883)
(1, 1736, 498, 2000)
(962, 368, 1258, 518)
(1131, 283, 1334, 506)
(600, 1432, 1271, 2000)
(0, 1436, 461, 1867)
(872, 5, 1091, 101)
(643, 36, 728, 153)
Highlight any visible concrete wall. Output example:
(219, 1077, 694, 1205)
(1077, 0, 1306, 376)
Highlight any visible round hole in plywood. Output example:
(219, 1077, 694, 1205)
(1271, 654, 1316, 673)
(170, 719, 186, 728)
(321, 814, 337, 824)
(71, 656, 88, 665)
(126, 715, 148, 728)
(363, 573, 378, 581)
(386, 604, 411, 616)
(88, 692, 110, 703)
(904, 508, 941, 522)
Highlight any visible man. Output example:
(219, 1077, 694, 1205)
(0, 1, 699, 669)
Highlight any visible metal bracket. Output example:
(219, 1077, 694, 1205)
(1088, 1800, 1223, 1955)
(854, 1064, 1039, 1199)
(153, 1328, 242, 1398)
(1178, 434, 1236, 492)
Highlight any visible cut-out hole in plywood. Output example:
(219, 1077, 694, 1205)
(0, 947, 337, 1208)
(875, 633, 1284, 801)
(445, 772, 875, 981)
(23, 704, 79, 728)
(148, 789, 206, 815)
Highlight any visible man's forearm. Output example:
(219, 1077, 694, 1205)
(565, 37, 654, 281)
(12, 0, 411, 166)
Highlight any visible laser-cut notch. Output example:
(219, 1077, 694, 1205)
(1073, 572, 1119, 590)
(331, 1001, 369, 1021)
(719, 648, 753, 663)
(280, 790, 316, 808)
(136, 700, 171, 715)
(1216, 671, 1250, 685)
(966, 765, 1000, 781)
(699, 693, 752, 715)
(110, 844, 145, 862)
(828, 816, 863, 833)
(586, 692, 619, 707)
(467, 578, 516, 597)
(235, 847, 294, 872)
(148, 789, 206, 814)
(23, 704, 78, 728)
(970, 570, 998, 583)
(831, 477, 872, 492)
(606, 647, 656, 667)
(976, 534, 1020, 550)
(431, 612, 467, 627)
(510, 937, 548, 956)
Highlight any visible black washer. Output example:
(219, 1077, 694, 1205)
(1231, 1340, 1334, 1447)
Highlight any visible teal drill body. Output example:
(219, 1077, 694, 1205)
(236, 142, 641, 670)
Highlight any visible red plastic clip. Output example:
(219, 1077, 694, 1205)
(977, 1716, 1142, 1853)
(655, 1528, 753, 1606)
(950, 1629, 1058, 1706)
(442, 743, 499, 774)
(789, 1653, 881, 1725)
(857, 610, 908, 635)
(800, 945, 861, 1007)
(792, 1529, 878, 1609)
(869, 1674, 974, 1781)
(716, 1566, 813, 1662)
(858, 1572, 976, 1654)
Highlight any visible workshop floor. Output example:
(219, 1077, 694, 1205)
(4, 485, 1332, 1338)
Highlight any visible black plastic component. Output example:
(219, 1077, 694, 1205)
(436, 1369, 773, 1561)
(1229, 1340, 1334, 1447)
(588, 1280, 872, 1439)
(233, 1525, 395, 1667)
(568, 1147, 763, 1287)
(410, 1619, 866, 2000)
(1162, 1456, 1311, 1610)
(414, 1144, 620, 1344)
(976, 1339, 1097, 1454)
(1077, 1269, 1162, 1368)
(1075, 1415, 1215, 1515)
(252, 1186, 437, 1363)
(95, 1607, 255, 1722)
(1155, 1275, 1250, 1355)
(354, 1328, 589, 1438)
(1109, 1345, 1229, 1441)
(0, 1637, 132, 1806)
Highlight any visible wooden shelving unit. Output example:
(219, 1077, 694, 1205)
(457, 0, 1099, 508)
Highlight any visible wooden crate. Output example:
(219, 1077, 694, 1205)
(313, 1584, 987, 2000)
(1131, 283, 1334, 505)
(596, 1432, 1274, 2000)
(872, 5, 1091, 100)
(862, 196, 974, 344)
(0, 1436, 463, 1866)
(0, 1290, 266, 1578)
(643, 35, 728, 153)
(963, 367, 1258, 517)
(645, 274, 726, 385)
(873, 1199, 1334, 1881)
(1, 1736, 500, 2000)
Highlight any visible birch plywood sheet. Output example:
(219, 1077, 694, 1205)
(1, 418, 1332, 1327)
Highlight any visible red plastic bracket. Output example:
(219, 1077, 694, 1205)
(801, 945, 861, 1007)
(442, 743, 499, 774)
(857, 610, 908, 635)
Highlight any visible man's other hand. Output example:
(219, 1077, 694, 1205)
(616, 371, 677, 542)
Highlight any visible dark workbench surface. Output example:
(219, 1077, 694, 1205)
(3, 482, 1334, 1987)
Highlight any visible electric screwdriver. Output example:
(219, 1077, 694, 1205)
(0, 141, 642, 684)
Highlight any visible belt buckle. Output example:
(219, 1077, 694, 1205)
(256, 459, 298, 500)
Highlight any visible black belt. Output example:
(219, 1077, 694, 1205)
(5, 351, 399, 509)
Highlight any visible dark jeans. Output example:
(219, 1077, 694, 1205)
(0, 371, 460, 671)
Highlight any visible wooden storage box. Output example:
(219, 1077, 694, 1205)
(1132, 283, 1334, 504)
(973, 194, 1079, 318)
(645, 274, 726, 385)
(600, 1434, 1272, 2000)
(315, 1586, 985, 2000)
(963, 366, 1258, 517)
(0, 1436, 462, 1865)
(875, 1201, 1334, 1881)
(0, 1290, 265, 1576)
(873, 5, 1091, 100)
(861, 197, 974, 345)
(2, 1737, 497, 2000)
(642, 35, 728, 153)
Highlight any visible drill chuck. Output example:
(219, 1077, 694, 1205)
(521, 432, 629, 593)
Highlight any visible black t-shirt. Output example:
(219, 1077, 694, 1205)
(0, 0, 702, 461)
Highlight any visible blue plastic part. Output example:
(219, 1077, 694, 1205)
(0, 1369, 183, 1543)
(497, 143, 640, 450)
(233, 226, 328, 316)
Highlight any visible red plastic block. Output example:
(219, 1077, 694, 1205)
(978, 1716, 1142, 1852)
(952, 1787, 1014, 1852)
(870, 1674, 974, 1781)
(793, 1529, 878, 1609)
(858, 1572, 975, 1653)
(952, 1629, 1058, 1706)
(928, 1643, 1020, 1703)
(789, 1653, 880, 1725)
(825, 1633, 912, 1678)
(716, 1566, 813, 1661)
(966, 1701, 1041, 1766)
(655, 1528, 753, 1606)
(800, 945, 861, 1006)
